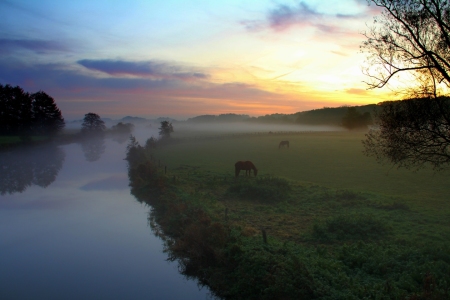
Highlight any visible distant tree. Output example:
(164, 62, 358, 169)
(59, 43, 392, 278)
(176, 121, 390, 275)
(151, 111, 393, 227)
(111, 122, 134, 135)
(126, 135, 141, 151)
(145, 136, 158, 149)
(158, 121, 174, 138)
(31, 91, 65, 135)
(342, 107, 372, 130)
(81, 112, 106, 134)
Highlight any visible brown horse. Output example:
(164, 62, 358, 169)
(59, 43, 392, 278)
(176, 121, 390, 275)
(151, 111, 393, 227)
(235, 161, 258, 177)
(279, 140, 289, 148)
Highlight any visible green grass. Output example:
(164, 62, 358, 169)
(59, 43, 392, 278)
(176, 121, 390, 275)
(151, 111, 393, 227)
(147, 130, 450, 247)
(130, 130, 450, 298)
(154, 131, 450, 208)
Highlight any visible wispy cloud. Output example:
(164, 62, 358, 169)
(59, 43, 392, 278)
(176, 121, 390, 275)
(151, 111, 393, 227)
(268, 2, 321, 31)
(242, 0, 377, 33)
(0, 38, 69, 54)
(77, 59, 209, 81)
(345, 88, 368, 95)
(0, 57, 295, 118)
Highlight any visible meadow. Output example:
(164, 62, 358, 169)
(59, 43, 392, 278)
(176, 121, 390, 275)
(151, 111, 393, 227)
(155, 128, 450, 206)
(126, 126, 450, 299)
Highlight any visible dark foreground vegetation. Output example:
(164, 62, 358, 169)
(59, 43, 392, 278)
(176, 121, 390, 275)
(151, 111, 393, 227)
(126, 134, 450, 299)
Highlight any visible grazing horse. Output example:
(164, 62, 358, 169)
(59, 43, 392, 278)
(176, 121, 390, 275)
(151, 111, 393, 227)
(279, 140, 289, 148)
(235, 161, 258, 177)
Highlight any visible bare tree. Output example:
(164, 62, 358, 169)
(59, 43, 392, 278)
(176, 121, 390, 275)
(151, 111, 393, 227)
(361, 0, 449, 97)
(361, 0, 450, 169)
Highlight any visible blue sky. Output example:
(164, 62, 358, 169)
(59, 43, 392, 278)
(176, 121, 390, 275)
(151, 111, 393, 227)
(0, 0, 388, 120)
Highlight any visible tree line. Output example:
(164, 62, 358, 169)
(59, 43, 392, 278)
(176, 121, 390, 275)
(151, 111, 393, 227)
(0, 84, 65, 136)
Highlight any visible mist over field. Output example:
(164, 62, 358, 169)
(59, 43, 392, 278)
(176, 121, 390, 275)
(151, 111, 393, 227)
(174, 122, 344, 135)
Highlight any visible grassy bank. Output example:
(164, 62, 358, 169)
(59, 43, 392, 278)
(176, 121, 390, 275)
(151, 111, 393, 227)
(127, 131, 450, 299)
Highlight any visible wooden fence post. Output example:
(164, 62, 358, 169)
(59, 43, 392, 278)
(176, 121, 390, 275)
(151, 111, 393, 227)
(261, 228, 267, 244)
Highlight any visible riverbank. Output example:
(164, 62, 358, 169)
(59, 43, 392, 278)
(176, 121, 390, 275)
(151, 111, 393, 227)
(126, 132, 450, 299)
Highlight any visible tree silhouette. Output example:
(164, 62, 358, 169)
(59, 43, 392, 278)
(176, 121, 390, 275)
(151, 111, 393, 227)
(111, 122, 134, 134)
(361, 0, 449, 97)
(363, 97, 450, 170)
(110, 122, 134, 144)
(0, 84, 32, 135)
(361, 0, 450, 169)
(81, 112, 106, 134)
(0, 84, 65, 136)
(31, 91, 65, 135)
(158, 120, 174, 139)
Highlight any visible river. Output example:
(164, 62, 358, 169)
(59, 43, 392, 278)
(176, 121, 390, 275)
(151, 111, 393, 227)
(0, 130, 211, 299)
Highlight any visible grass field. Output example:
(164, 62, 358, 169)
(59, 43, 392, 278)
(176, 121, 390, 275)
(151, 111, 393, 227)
(154, 130, 450, 206)
(130, 128, 450, 298)
(150, 129, 450, 244)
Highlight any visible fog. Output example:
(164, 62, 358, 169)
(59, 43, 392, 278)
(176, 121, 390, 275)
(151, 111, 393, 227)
(174, 122, 344, 136)
(64, 120, 343, 146)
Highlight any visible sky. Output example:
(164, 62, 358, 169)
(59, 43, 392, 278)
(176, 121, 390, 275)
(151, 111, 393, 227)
(0, 0, 390, 120)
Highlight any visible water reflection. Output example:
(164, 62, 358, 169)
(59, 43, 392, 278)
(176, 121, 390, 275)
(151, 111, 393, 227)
(111, 133, 129, 144)
(0, 138, 210, 300)
(80, 174, 129, 191)
(0, 144, 65, 195)
(80, 134, 106, 162)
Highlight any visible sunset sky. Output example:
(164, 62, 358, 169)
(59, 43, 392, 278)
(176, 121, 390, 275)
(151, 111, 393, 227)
(0, 0, 391, 120)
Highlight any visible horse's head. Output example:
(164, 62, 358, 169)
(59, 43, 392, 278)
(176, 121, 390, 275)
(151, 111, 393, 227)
(254, 168, 258, 176)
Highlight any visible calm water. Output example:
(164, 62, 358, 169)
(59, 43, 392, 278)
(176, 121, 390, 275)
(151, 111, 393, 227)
(0, 133, 211, 299)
